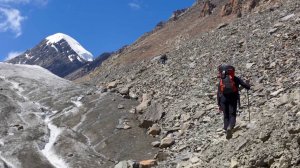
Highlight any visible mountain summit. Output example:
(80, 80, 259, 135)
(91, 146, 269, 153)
(7, 33, 94, 77)
(46, 33, 93, 62)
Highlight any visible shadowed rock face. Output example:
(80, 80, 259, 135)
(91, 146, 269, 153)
(0, 63, 157, 168)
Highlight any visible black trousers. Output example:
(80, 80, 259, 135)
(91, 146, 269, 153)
(220, 97, 238, 130)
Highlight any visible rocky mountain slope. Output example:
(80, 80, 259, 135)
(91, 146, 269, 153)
(86, 0, 277, 67)
(65, 52, 112, 80)
(0, 63, 158, 168)
(80, 0, 300, 167)
(7, 33, 95, 78)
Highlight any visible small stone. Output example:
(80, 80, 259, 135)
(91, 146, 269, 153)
(205, 104, 216, 111)
(230, 159, 239, 168)
(270, 62, 276, 68)
(147, 124, 161, 136)
(278, 155, 291, 168)
(154, 151, 169, 161)
(107, 81, 118, 89)
(114, 161, 128, 168)
(273, 22, 284, 28)
(269, 28, 278, 35)
(160, 137, 175, 148)
(136, 94, 151, 113)
(202, 116, 211, 123)
(281, 13, 295, 21)
(123, 124, 131, 130)
(288, 126, 300, 134)
(127, 160, 139, 168)
(278, 93, 289, 106)
(217, 23, 228, 29)
(181, 121, 191, 132)
(270, 88, 284, 97)
(129, 91, 138, 99)
(116, 118, 131, 130)
(129, 108, 136, 114)
(139, 159, 157, 168)
(236, 140, 248, 151)
(181, 113, 191, 122)
(118, 104, 124, 109)
(151, 141, 160, 147)
(190, 156, 200, 164)
(194, 111, 206, 119)
(119, 85, 131, 95)
(259, 131, 271, 142)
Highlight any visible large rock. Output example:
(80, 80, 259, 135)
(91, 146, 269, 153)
(200, 0, 216, 17)
(139, 102, 163, 128)
(136, 94, 152, 114)
(107, 81, 119, 89)
(119, 84, 131, 95)
(147, 124, 161, 136)
(139, 160, 157, 168)
(160, 136, 175, 148)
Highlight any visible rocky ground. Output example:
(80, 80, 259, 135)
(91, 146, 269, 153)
(0, 63, 158, 168)
(83, 0, 300, 167)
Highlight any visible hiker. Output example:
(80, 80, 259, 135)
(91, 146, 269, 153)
(159, 54, 168, 64)
(217, 64, 250, 139)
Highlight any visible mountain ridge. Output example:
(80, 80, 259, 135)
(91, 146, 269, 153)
(7, 33, 96, 78)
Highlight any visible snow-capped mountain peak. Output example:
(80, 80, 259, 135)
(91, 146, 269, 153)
(46, 33, 93, 62)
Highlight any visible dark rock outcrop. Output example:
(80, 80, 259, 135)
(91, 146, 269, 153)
(200, 0, 216, 17)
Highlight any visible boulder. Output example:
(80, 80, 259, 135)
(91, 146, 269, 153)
(119, 84, 131, 95)
(230, 159, 239, 168)
(190, 156, 200, 164)
(107, 81, 118, 89)
(116, 118, 131, 130)
(151, 141, 160, 147)
(139, 102, 163, 128)
(117, 104, 124, 109)
(136, 94, 152, 114)
(114, 161, 128, 168)
(139, 160, 157, 168)
(200, 0, 216, 17)
(160, 136, 175, 148)
(147, 124, 161, 136)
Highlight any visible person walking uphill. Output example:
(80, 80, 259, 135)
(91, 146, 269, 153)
(217, 65, 250, 139)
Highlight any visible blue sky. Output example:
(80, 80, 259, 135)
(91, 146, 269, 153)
(0, 0, 195, 61)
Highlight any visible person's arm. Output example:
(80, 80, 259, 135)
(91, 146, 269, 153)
(235, 76, 250, 90)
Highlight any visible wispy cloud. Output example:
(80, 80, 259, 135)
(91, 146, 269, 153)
(0, 7, 25, 37)
(129, 2, 141, 10)
(0, 0, 48, 37)
(5, 50, 23, 60)
(0, 0, 48, 6)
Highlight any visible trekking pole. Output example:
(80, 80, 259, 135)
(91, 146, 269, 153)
(247, 90, 250, 122)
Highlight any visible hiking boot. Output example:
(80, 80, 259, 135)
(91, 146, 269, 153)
(226, 127, 233, 139)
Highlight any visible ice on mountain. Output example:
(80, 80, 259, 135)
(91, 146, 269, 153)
(46, 33, 93, 62)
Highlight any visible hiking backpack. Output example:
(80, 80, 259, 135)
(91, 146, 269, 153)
(218, 65, 238, 95)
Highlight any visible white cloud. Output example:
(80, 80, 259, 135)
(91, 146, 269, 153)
(0, 7, 25, 37)
(5, 51, 23, 60)
(0, 0, 30, 3)
(0, 0, 48, 6)
(0, 0, 47, 37)
(129, 2, 141, 10)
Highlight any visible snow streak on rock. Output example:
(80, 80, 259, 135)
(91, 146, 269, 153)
(42, 123, 68, 168)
